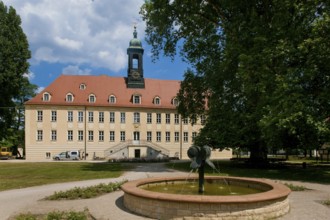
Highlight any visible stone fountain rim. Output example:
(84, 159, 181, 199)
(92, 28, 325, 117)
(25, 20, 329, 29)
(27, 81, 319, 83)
(121, 176, 291, 204)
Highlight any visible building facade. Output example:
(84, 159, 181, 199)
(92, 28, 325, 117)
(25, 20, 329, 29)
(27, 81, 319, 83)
(24, 28, 232, 161)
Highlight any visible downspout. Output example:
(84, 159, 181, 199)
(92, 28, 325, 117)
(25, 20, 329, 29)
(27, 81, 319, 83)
(180, 114, 183, 160)
(84, 106, 87, 160)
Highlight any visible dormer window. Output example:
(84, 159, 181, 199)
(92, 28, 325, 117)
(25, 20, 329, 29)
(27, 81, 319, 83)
(66, 93, 74, 102)
(133, 94, 141, 104)
(172, 97, 179, 106)
(154, 96, 161, 105)
(109, 95, 116, 104)
(80, 83, 86, 90)
(43, 92, 51, 102)
(89, 94, 96, 103)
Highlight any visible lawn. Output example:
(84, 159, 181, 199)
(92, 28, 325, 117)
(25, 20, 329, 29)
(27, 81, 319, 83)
(168, 160, 330, 184)
(0, 162, 128, 191)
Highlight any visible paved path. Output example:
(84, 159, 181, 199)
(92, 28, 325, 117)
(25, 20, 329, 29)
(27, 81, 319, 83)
(0, 162, 329, 220)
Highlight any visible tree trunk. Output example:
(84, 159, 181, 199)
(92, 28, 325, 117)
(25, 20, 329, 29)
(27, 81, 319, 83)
(248, 144, 268, 167)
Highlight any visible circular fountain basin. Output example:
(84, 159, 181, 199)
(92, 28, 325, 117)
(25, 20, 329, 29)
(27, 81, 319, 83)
(121, 176, 291, 219)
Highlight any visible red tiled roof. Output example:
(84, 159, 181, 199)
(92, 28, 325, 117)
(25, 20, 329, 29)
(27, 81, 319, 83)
(25, 75, 181, 109)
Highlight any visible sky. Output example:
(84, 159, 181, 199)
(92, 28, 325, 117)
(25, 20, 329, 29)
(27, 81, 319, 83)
(2, 0, 189, 92)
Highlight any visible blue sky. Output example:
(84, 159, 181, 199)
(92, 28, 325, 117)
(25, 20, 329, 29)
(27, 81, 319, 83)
(3, 0, 189, 92)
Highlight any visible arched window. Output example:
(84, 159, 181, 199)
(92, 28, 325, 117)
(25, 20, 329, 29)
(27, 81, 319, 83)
(109, 95, 116, 104)
(132, 94, 141, 104)
(66, 93, 74, 102)
(80, 83, 86, 90)
(89, 94, 96, 103)
(172, 97, 179, 106)
(154, 96, 161, 105)
(43, 92, 51, 102)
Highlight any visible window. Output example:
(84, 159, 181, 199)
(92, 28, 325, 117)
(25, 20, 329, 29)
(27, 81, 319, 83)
(110, 112, 115, 123)
(174, 114, 179, 124)
(201, 115, 206, 125)
(37, 110, 43, 122)
(175, 132, 179, 142)
(99, 131, 104, 142)
(133, 95, 141, 104)
(88, 130, 94, 141)
(156, 113, 161, 124)
(109, 95, 116, 104)
(110, 131, 115, 142)
(154, 97, 161, 105)
(89, 94, 96, 103)
(166, 132, 170, 142)
(78, 130, 84, 141)
(68, 111, 73, 122)
(51, 130, 57, 141)
(147, 131, 152, 142)
(166, 114, 170, 124)
(172, 97, 179, 106)
(66, 93, 73, 102)
(68, 130, 73, 141)
(80, 83, 86, 90)
(192, 132, 197, 141)
(88, 112, 94, 122)
(120, 131, 125, 142)
(99, 112, 104, 123)
(147, 113, 152, 124)
(37, 130, 43, 141)
(133, 112, 140, 123)
(120, 112, 125, 123)
(191, 118, 196, 124)
(156, 132, 161, 142)
(51, 111, 57, 122)
(43, 93, 50, 101)
(183, 118, 188, 124)
(183, 132, 188, 142)
(78, 111, 84, 122)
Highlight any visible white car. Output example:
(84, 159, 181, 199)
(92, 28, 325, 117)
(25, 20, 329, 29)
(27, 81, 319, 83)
(53, 151, 80, 160)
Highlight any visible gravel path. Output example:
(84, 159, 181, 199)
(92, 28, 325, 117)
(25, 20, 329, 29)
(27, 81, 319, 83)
(0, 162, 329, 220)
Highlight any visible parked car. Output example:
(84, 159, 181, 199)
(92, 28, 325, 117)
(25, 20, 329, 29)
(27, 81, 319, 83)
(0, 147, 12, 160)
(53, 150, 80, 160)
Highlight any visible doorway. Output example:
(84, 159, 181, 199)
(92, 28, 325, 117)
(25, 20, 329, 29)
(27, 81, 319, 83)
(134, 149, 141, 158)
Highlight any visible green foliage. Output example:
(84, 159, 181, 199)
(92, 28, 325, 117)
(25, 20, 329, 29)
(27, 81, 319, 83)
(142, 1, 330, 164)
(45, 181, 126, 200)
(0, 1, 36, 143)
(13, 209, 91, 220)
(283, 183, 308, 191)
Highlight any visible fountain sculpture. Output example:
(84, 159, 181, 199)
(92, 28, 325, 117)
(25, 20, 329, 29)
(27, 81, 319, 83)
(121, 146, 291, 219)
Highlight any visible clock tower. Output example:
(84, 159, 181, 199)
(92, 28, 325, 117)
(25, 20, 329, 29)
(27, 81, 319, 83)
(127, 26, 145, 88)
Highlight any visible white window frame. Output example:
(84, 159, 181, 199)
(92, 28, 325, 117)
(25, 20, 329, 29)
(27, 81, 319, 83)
(78, 130, 84, 141)
(110, 131, 115, 142)
(68, 111, 73, 122)
(110, 112, 115, 123)
(68, 130, 73, 141)
(120, 112, 125, 123)
(37, 110, 43, 122)
(133, 112, 140, 123)
(99, 112, 104, 123)
(99, 131, 104, 142)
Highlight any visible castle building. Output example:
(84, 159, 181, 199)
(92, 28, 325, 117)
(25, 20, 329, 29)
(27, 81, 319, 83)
(24, 28, 232, 161)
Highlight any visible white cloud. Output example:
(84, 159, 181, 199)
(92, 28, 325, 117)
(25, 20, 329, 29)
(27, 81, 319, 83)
(62, 65, 91, 75)
(24, 71, 35, 81)
(3, 0, 145, 73)
(36, 87, 45, 94)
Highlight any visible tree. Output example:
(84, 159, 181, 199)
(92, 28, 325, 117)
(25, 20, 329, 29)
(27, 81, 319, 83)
(141, 0, 330, 164)
(0, 1, 31, 141)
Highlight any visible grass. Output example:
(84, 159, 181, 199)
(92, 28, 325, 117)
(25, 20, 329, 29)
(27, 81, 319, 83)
(0, 162, 129, 191)
(44, 181, 126, 200)
(168, 160, 330, 184)
(11, 209, 93, 220)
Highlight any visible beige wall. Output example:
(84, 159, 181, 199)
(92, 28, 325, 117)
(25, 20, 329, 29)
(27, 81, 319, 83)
(25, 105, 232, 161)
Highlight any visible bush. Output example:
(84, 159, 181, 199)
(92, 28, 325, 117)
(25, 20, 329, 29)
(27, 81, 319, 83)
(45, 181, 126, 200)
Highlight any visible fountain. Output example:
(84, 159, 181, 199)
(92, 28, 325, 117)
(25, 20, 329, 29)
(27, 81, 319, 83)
(121, 146, 291, 219)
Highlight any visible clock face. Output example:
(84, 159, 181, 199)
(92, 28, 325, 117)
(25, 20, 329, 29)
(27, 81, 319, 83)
(132, 71, 140, 79)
